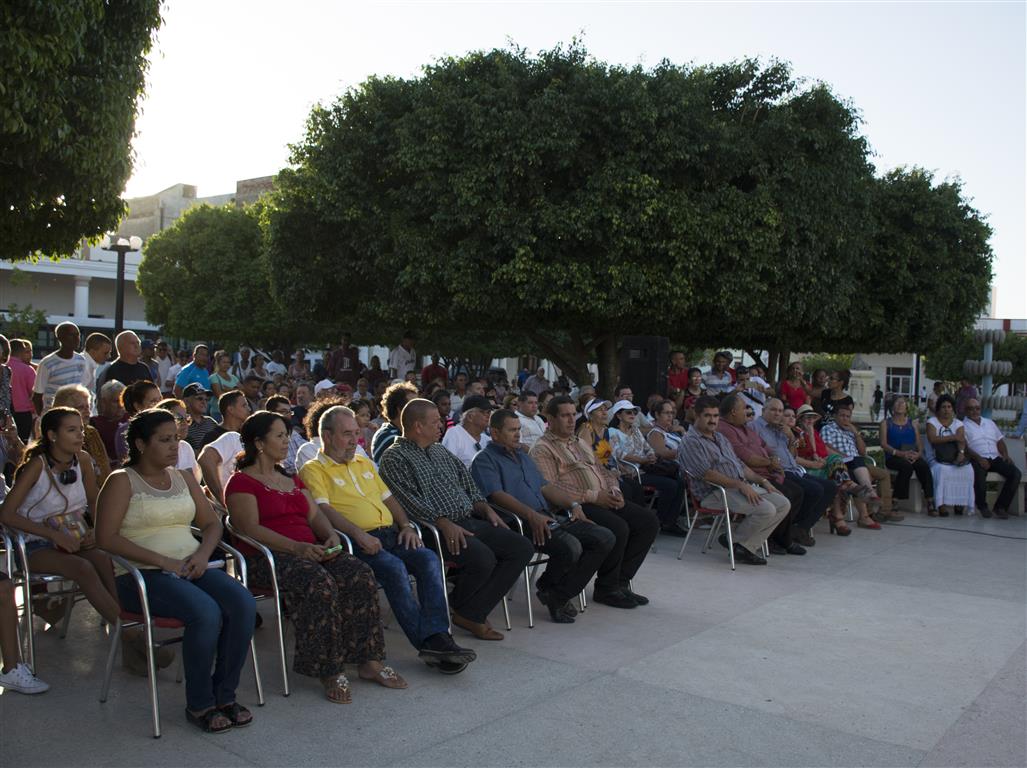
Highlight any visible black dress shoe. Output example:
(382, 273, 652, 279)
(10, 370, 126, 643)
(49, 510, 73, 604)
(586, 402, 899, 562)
(733, 544, 767, 565)
(537, 589, 578, 617)
(547, 603, 576, 623)
(785, 543, 807, 555)
(592, 589, 638, 609)
(622, 588, 649, 606)
(768, 542, 788, 555)
(790, 525, 815, 546)
(660, 523, 688, 538)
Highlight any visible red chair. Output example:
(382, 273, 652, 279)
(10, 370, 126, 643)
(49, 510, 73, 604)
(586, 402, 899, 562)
(677, 471, 740, 570)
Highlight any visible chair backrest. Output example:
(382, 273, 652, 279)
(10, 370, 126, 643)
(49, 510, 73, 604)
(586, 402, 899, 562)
(681, 470, 714, 513)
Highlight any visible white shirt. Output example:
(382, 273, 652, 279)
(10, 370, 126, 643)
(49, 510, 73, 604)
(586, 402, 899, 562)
(963, 416, 1005, 460)
(387, 345, 416, 379)
(168, 363, 184, 387)
(157, 355, 173, 393)
(33, 351, 92, 409)
(177, 439, 202, 483)
(441, 424, 490, 468)
(516, 411, 546, 449)
(206, 431, 243, 491)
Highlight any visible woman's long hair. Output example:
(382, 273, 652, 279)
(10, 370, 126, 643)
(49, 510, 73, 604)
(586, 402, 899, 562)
(18, 407, 80, 472)
(236, 411, 291, 475)
(121, 379, 160, 416)
(124, 409, 177, 467)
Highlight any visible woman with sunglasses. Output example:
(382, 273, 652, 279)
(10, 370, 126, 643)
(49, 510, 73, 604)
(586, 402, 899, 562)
(0, 408, 122, 633)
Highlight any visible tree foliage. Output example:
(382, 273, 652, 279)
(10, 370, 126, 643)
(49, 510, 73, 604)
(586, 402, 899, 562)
(925, 332, 1027, 389)
(137, 203, 317, 348)
(0, 303, 48, 340)
(264, 44, 993, 393)
(0, 0, 162, 262)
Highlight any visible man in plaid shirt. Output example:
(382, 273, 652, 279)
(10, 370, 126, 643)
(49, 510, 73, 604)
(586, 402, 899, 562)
(379, 399, 533, 641)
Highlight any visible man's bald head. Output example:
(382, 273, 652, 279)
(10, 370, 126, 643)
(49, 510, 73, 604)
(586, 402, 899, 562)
(401, 398, 439, 435)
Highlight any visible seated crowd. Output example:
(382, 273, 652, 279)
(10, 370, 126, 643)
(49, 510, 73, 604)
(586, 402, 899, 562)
(0, 328, 1021, 734)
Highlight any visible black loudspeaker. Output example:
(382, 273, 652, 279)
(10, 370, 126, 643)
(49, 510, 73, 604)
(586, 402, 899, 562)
(619, 336, 669, 402)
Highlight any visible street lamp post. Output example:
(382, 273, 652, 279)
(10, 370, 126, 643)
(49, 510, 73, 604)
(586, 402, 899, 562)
(98, 234, 143, 336)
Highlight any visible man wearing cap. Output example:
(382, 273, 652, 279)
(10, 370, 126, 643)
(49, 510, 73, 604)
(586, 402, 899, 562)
(531, 395, 658, 608)
(678, 396, 790, 565)
(756, 398, 837, 545)
(173, 344, 211, 399)
(442, 394, 493, 468)
(181, 383, 219, 451)
(472, 409, 616, 623)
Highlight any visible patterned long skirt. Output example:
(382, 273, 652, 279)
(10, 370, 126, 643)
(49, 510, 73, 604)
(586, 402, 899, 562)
(248, 552, 384, 678)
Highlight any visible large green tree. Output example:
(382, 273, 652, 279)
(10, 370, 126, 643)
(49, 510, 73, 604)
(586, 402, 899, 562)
(137, 203, 317, 348)
(266, 44, 993, 393)
(1, 1, 162, 262)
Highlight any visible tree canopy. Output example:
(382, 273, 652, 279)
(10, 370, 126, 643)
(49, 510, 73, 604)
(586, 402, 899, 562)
(258, 44, 992, 392)
(925, 332, 1027, 390)
(137, 203, 315, 348)
(0, 1, 162, 262)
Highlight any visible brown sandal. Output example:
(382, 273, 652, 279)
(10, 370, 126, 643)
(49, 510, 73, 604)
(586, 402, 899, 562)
(358, 664, 408, 689)
(321, 673, 351, 704)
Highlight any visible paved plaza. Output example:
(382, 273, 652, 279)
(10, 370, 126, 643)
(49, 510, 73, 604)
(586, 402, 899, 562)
(3, 513, 1025, 768)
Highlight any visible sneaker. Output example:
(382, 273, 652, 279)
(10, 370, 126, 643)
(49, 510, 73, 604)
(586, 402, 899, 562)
(0, 663, 50, 694)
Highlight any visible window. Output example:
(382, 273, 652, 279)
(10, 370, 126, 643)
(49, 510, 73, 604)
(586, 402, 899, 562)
(886, 367, 913, 396)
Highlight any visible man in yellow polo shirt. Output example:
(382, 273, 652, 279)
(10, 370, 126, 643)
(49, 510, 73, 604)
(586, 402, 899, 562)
(299, 405, 476, 672)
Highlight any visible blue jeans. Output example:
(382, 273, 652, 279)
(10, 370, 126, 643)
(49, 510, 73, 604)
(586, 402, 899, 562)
(116, 569, 256, 712)
(353, 527, 450, 649)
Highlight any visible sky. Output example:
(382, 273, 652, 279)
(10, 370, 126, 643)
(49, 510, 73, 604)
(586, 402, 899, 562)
(125, 0, 1026, 317)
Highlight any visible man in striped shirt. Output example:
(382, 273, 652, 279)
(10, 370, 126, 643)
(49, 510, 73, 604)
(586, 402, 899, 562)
(32, 322, 92, 413)
(677, 396, 790, 565)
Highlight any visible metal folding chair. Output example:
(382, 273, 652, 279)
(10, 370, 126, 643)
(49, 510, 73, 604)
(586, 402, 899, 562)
(98, 540, 264, 739)
(417, 518, 513, 631)
(2, 527, 86, 673)
(677, 471, 738, 570)
(224, 517, 352, 697)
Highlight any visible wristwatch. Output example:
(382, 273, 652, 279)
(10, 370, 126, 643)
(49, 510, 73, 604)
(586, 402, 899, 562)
(403, 522, 417, 531)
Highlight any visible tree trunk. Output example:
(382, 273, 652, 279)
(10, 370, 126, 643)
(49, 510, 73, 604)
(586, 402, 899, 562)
(777, 349, 791, 384)
(528, 331, 590, 386)
(767, 348, 780, 385)
(595, 333, 620, 400)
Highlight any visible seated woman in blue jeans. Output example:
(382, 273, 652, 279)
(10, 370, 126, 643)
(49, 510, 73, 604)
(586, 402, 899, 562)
(96, 409, 256, 734)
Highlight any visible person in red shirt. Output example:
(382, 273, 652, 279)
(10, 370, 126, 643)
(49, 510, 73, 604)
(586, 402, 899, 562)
(666, 351, 689, 395)
(421, 354, 448, 389)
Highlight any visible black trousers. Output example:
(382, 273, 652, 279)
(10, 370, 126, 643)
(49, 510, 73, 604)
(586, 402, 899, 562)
(536, 519, 617, 604)
(767, 476, 802, 546)
(445, 517, 535, 624)
(971, 457, 1022, 513)
(640, 472, 686, 527)
(785, 472, 837, 530)
(885, 453, 934, 499)
(581, 501, 659, 591)
(13, 411, 33, 443)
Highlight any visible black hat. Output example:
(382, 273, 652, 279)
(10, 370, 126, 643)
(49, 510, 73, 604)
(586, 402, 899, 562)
(461, 394, 495, 412)
(182, 383, 213, 398)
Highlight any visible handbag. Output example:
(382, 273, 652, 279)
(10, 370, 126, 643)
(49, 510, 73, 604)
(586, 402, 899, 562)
(28, 456, 92, 546)
(646, 459, 681, 478)
(933, 426, 960, 465)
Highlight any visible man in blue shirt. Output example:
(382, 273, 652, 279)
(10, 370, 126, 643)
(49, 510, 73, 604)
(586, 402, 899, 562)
(471, 409, 615, 624)
(173, 344, 212, 398)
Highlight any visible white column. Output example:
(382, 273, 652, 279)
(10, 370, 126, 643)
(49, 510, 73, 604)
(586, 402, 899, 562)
(73, 275, 90, 318)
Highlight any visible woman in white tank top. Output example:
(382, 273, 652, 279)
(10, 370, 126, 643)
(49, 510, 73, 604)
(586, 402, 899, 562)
(0, 407, 121, 628)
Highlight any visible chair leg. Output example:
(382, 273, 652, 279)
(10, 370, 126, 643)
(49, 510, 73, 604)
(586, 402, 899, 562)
(175, 648, 184, 684)
(58, 590, 75, 639)
(724, 516, 736, 571)
(678, 513, 699, 559)
(99, 618, 122, 703)
(578, 591, 586, 613)
(272, 600, 290, 697)
(24, 592, 37, 674)
(501, 596, 512, 631)
(250, 637, 265, 706)
(143, 620, 162, 738)
(523, 568, 534, 629)
(847, 497, 856, 522)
